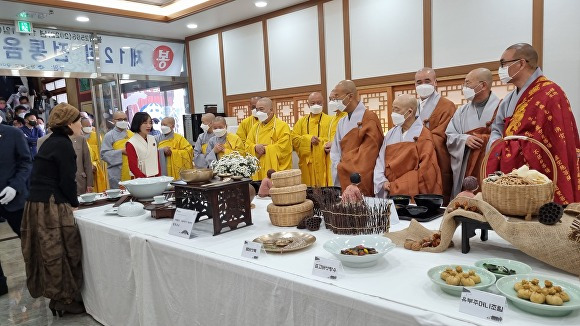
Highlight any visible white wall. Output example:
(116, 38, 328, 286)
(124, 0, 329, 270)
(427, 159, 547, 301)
(432, 0, 532, 68)
(324, 0, 345, 101)
(349, 0, 423, 79)
(222, 22, 267, 95)
(543, 0, 580, 129)
(267, 7, 321, 89)
(188, 35, 223, 113)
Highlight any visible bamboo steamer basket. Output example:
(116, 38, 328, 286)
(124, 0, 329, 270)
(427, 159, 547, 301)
(267, 200, 314, 227)
(270, 184, 307, 206)
(271, 169, 302, 188)
(481, 136, 556, 220)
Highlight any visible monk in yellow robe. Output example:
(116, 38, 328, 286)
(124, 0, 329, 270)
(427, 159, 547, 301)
(158, 117, 193, 180)
(205, 116, 245, 165)
(81, 118, 108, 192)
(246, 97, 292, 180)
(236, 96, 261, 146)
(101, 111, 133, 189)
(292, 92, 332, 187)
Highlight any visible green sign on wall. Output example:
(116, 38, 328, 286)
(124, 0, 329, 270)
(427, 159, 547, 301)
(16, 21, 33, 34)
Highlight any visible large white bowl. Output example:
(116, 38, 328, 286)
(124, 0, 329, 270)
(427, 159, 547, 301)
(323, 235, 395, 268)
(119, 176, 174, 199)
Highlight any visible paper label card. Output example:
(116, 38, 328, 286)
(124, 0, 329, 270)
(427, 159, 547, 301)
(241, 241, 263, 259)
(169, 208, 198, 239)
(312, 256, 341, 280)
(459, 288, 506, 323)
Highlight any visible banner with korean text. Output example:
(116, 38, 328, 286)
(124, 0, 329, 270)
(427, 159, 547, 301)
(0, 24, 96, 73)
(98, 35, 184, 77)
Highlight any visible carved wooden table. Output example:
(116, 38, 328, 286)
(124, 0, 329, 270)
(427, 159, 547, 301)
(454, 216, 493, 254)
(174, 179, 253, 236)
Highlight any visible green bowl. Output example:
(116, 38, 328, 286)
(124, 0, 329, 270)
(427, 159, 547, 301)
(474, 258, 533, 279)
(496, 274, 580, 317)
(427, 264, 496, 296)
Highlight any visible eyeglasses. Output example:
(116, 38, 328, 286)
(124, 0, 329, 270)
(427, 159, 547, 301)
(499, 58, 528, 68)
(114, 118, 128, 121)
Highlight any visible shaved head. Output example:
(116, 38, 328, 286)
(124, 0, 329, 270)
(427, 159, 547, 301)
(256, 97, 273, 110)
(336, 80, 357, 95)
(393, 94, 418, 114)
(213, 116, 227, 129)
(506, 43, 538, 69)
(112, 111, 127, 121)
(415, 67, 437, 85)
(469, 68, 493, 85)
(81, 117, 91, 127)
(308, 92, 324, 106)
(161, 117, 175, 128)
(201, 113, 215, 125)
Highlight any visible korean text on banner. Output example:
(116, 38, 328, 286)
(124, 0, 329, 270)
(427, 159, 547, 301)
(99, 35, 184, 77)
(0, 24, 96, 73)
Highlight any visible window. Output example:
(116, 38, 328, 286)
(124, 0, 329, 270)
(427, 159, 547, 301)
(42, 78, 67, 103)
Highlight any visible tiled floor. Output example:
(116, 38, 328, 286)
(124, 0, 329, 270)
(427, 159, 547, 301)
(0, 222, 102, 326)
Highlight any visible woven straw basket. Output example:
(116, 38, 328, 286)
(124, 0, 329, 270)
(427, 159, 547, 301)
(267, 200, 314, 226)
(481, 136, 555, 220)
(271, 169, 302, 188)
(270, 184, 307, 206)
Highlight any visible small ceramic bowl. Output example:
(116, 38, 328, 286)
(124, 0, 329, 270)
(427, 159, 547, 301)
(106, 189, 121, 198)
(80, 193, 97, 202)
(117, 201, 146, 217)
(323, 235, 395, 268)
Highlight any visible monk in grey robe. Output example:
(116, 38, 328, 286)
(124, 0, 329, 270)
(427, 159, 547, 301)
(193, 113, 215, 168)
(101, 111, 132, 189)
(446, 68, 500, 198)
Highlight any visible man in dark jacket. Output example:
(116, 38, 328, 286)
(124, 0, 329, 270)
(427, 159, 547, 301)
(0, 122, 32, 295)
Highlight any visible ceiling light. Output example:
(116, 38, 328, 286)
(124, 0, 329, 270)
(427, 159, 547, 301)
(46, 26, 57, 29)
(122, 46, 131, 49)
(45, 32, 56, 37)
(76, 16, 89, 22)
(255, 1, 267, 7)
(186, 23, 198, 29)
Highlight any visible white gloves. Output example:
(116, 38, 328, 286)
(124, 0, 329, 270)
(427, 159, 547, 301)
(0, 186, 17, 205)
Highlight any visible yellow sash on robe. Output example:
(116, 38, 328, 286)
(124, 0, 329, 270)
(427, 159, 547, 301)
(201, 143, 208, 155)
(87, 131, 108, 192)
(292, 113, 331, 187)
(246, 116, 292, 181)
(216, 132, 245, 160)
(113, 130, 134, 182)
(158, 133, 194, 180)
(325, 112, 347, 186)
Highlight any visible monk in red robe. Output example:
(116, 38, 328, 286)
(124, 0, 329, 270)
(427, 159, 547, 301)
(329, 80, 384, 196)
(415, 68, 457, 204)
(487, 43, 580, 204)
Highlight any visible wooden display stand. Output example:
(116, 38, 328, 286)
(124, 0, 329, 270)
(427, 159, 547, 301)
(174, 180, 253, 236)
(454, 216, 492, 254)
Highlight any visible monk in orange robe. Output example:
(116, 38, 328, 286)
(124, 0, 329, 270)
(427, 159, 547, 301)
(329, 80, 383, 196)
(487, 43, 580, 204)
(374, 94, 442, 199)
(415, 67, 457, 204)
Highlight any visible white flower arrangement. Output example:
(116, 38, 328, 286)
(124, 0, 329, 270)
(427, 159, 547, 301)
(210, 151, 260, 178)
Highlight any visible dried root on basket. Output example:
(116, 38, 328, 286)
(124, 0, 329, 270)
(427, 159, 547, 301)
(440, 266, 482, 286)
(514, 279, 570, 306)
(404, 233, 441, 251)
(484, 165, 550, 186)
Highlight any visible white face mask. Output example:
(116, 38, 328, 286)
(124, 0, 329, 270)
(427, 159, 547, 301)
(82, 126, 93, 134)
(415, 84, 435, 98)
(309, 104, 323, 115)
(21, 93, 28, 96)
(160, 125, 172, 134)
(21, 104, 30, 109)
(498, 66, 511, 83)
(42, 95, 47, 100)
(255, 111, 268, 122)
(213, 128, 227, 137)
(251, 108, 258, 118)
(462, 82, 483, 101)
(200, 123, 210, 132)
(391, 111, 408, 126)
(18, 112, 26, 118)
(328, 100, 346, 112)
(116, 121, 128, 130)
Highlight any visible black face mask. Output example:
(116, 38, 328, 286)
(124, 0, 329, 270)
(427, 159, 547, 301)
(28, 120, 37, 126)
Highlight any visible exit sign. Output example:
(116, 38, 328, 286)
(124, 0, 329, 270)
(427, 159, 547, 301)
(16, 21, 33, 34)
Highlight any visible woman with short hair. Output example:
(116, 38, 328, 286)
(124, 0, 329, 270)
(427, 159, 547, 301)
(126, 112, 161, 178)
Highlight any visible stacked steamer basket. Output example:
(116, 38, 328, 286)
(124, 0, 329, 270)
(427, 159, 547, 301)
(267, 169, 314, 226)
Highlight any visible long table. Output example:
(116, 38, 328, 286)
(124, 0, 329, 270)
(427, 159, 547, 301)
(74, 198, 580, 326)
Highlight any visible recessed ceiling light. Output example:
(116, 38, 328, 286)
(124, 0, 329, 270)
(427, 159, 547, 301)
(255, 1, 267, 8)
(76, 16, 89, 22)
(45, 33, 56, 37)
(186, 23, 198, 29)
(46, 26, 57, 29)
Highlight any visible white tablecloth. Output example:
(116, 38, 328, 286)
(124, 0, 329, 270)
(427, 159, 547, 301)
(74, 198, 580, 326)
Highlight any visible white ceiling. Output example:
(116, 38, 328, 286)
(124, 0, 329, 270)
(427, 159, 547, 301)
(0, 0, 308, 41)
